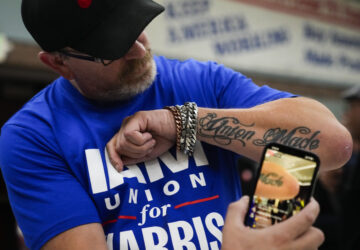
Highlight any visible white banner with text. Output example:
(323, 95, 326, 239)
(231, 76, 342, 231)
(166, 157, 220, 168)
(147, 0, 360, 86)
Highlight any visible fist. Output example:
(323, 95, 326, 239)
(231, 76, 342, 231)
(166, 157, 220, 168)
(106, 109, 177, 171)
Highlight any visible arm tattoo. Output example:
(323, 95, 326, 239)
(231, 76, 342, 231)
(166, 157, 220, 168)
(198, 113, 320, 151)
(198, 113, 255, 146)
(253, 127, 320, 150)
(260, 172, 283, 187)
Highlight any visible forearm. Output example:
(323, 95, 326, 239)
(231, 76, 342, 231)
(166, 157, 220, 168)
(197, 97, 353, 170)
(107, 97, 352, 171)
(41, 223, 107, 250)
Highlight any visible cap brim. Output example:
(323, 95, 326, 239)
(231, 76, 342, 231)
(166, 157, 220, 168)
(71, 0, 164, 60)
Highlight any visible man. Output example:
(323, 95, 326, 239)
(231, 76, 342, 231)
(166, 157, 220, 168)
(0, 0, 351, 249)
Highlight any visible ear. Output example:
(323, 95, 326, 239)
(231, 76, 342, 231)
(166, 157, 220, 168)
(38, 51, 74, 80)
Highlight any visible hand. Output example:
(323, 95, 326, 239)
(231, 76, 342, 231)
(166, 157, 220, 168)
(221, 196, 324, 250)
(106, 109, 176, 171)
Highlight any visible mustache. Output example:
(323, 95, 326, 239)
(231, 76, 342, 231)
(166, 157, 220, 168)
(119, 48, 153, 78)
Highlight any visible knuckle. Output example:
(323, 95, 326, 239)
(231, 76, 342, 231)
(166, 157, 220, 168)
(123, 130, 133, 139)
(117, 136, 124, 145)
(312, 199, 320, 213)
(135, 145, 147, 154)
(116, 141, 124, 152)
(227, 201, 238, 212)
(122, 115, 131, 123)
(128, 153, 139, 158)
(313, 227, 325, 244)
(134, 110, 146, 117)
(107, 146, 115, 155)
(267, 230, 290, 246)
(140, 144, 151, 152)
(303, 211, 316, 224)
(273, 233, 288, 245)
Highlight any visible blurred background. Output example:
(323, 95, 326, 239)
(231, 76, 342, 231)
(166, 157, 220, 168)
(0, 0, 359, 249)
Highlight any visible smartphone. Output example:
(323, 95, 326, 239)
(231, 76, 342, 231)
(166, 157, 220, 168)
(244, 143, 320, 229)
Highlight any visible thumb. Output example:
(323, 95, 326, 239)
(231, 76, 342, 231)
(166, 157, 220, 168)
(237, 195, 250, 222)
(225, 195, 250, 227)
(106, 136, 124, 172)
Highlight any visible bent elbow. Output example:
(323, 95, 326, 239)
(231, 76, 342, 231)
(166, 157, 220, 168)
(325, 125, 353, 170)
(338, 129, 353, 168)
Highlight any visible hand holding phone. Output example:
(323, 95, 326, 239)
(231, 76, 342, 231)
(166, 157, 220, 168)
(222, 196, 324, 250)
(245, 143, 320, 229)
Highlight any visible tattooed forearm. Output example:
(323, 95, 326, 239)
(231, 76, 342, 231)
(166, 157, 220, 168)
(253, 127, 320, 151)
(198, 113, 256, 146)
(198, 113, 320, 151)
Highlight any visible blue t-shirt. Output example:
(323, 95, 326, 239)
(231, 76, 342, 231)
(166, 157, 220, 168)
(0, 56, 293, 250)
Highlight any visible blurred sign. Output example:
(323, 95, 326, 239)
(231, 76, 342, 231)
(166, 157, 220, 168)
(0, 33, 12, 63)
(147, 0, 360, 86)
(232, 0, 360, 30)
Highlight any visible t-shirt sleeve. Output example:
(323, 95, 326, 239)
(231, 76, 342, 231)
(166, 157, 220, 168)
(206, 61, 296, 108)
(0, 124, 101, 250)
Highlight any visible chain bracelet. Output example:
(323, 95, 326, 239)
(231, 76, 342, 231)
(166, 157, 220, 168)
(183, 102, 198, 156)
(164, 102, 198, 155)
(164, 106, 182, 151)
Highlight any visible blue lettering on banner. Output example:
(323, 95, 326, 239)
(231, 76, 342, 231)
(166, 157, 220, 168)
(332, 32, 360, 49)
(304, 50, 360, 72)
(305, 49, 333, 66)
(214, 28, 288, 55)
(303, 23, 360, 50)
(166, 0, 211, 19)
(302, 23, 360, 72)
(303, 24, 327, 43)
(339, 55, 360, 71)
(168, 16, 248, 43)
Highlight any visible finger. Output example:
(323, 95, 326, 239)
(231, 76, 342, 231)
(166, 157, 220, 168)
(122, 151, 160, 166)
(124, 131, 153, 146)
(271, 198, 320, 239)
(118, 139, 156, 158)
(291, 227, 325, 250)
(106, 137, 124, 172)
(224, 196, 250, 229)
(122, 155, 151, 166)
(121, 116, 131, 125)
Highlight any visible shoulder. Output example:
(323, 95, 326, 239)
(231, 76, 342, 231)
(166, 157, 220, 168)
(0, 78, 65, 166)
(154, 55, 219, 73)
(153, 55, 239, 85)
(2, 93, 53, 136)
(154, 55, 248, 81)
(2, 77, 68, 132)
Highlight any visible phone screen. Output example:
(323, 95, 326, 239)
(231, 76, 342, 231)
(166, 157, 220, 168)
(245, 143, 320, 229)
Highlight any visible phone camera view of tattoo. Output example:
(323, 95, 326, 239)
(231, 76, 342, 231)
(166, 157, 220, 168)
(245, 143, 320, 229)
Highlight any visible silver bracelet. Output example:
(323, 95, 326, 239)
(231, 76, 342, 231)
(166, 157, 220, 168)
(183, 102, 198, 156)
(175, 102, 198, 156)
(167, 102, 198, 156)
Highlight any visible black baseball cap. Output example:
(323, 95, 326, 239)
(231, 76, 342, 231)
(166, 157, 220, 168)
(21, 0, 164, 60)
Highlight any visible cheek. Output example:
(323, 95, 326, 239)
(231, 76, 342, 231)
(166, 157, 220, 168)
(102, 59, 127, 76)
(79, 62, 112, 81)
(68, 62, 99, 80)
(75, 69, 96, 83)
(72, 68, 104, 92)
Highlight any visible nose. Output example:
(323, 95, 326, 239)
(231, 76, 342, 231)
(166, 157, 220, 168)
(123, 40, 147, 60)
